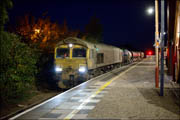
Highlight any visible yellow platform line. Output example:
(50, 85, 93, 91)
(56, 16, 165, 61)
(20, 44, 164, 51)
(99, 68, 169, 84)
(63, 61, 143, 120)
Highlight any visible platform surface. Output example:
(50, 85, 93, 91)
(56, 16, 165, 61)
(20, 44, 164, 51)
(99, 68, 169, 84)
(10, 57, 180, 120)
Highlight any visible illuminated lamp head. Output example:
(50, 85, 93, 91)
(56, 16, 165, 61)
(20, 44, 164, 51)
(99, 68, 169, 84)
(69, 43, 73, 48)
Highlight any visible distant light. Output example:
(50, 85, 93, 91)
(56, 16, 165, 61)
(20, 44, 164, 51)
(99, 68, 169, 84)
(69, 43, 73, 48)
(147, 7, 154, 15)
(35, 29, 40, 34)
(148, 51, 152, 55)
(163, 32, 166, 35)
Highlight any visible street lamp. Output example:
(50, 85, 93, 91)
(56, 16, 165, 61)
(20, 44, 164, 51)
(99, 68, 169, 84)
(146, 2, 159, 88)
(155, 0, 160, 89)
(147, 7, 154, 15)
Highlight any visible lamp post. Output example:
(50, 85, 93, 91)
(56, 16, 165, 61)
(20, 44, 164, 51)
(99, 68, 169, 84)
(160, 0, 165, 96)
(146, 1, 159, 88)
(155, 0, 159, 88)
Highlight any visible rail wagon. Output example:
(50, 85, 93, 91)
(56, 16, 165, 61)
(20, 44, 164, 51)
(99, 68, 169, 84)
(123, 49, 132, 64)
(131, 51, 141, 61)
(140, 52, 145, 58)
(54, 37, 123, 88)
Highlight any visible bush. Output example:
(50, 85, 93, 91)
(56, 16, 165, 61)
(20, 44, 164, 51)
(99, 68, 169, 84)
(0, 31, 38, 104)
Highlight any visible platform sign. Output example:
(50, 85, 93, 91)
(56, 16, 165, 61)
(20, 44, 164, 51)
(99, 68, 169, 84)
(156, 42, 159, 46)
(156, 39, 160, 47)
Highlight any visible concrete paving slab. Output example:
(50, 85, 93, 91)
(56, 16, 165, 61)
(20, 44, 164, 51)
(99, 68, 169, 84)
(17, 110, 48, 119)
(77, 110, 90, 114)
(51, 109, 72, 114)
(91, 94, 104, 98)
(79, 99, 100, 103)
(72, 114, 88, 119)
(56, 103, 81, 109)
(41, 112, 61, 118)
(87, 86, 99, 89)
(83, 89, 98, 92)
(57, 113, 70, 119)
(66, 99, 80, 103)
(71, 106, 95, 110)
(86, 103, 97, 106)
(78, 92, 94, 95)
(98, 91, 108, 94)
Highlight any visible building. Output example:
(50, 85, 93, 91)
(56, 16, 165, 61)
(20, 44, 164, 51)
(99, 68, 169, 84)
(166, 0, 180, 84)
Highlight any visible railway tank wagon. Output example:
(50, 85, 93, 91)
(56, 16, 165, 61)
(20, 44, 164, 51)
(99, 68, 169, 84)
(54, 37, 123, 88)
(140, 52, 145, 58)
(131, 51, 141, 62)
(123, 49, 132, 64)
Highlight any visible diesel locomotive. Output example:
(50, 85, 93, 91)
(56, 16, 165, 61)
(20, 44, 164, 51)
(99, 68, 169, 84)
(54, 37, 143, 88)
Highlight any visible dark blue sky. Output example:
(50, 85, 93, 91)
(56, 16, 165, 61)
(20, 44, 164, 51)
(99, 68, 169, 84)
(8, 0, 155, 52)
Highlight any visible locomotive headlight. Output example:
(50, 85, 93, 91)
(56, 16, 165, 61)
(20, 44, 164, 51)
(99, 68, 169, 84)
(78, 66, 86, 73)
(55, 66, 62, 72)
(69, 43, 73, 48)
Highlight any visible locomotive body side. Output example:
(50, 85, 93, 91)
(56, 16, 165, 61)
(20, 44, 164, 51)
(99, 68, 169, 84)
(86, 43, 123, 76)
(95, 44, 121, 67)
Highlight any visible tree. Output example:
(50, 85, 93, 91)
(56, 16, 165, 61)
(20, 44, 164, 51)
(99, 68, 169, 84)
(0, 0, 13, 31)
(11, 15, 61, 52)
(0, 0, 38, 105)
(10, 16, 80, 52)
(84, 16, 103, 43)
(0, 32, 38, 105)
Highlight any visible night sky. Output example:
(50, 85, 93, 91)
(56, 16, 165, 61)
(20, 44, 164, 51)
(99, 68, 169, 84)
(8, 0, 155, 52)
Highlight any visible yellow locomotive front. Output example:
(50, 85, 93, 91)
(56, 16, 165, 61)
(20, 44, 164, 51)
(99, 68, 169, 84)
(54, 39, 89, 88)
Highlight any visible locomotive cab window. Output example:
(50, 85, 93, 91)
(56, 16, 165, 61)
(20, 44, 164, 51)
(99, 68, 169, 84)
(73, 48, 86, 58)
(56, 48, 69, 58)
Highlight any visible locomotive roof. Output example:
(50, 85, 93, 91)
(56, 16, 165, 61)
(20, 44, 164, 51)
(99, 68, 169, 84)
(56, 37, 120, 50)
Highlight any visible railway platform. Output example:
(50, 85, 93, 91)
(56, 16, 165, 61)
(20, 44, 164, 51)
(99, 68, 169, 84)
(10, 57, 180, 120)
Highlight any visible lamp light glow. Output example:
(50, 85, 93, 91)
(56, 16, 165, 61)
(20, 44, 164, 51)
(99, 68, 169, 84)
(147, 7, 154, 15)
(55, 67, 62, 72)
(69, 43, 73, 48)
(78, 66, 86, 73)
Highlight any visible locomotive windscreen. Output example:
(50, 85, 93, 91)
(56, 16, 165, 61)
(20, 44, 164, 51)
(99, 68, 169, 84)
(56, 48, 69, 58)
(73, 48, 86, 58)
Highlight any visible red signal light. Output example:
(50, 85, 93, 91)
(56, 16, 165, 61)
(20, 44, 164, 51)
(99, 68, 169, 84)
(148, 51, 152, 55)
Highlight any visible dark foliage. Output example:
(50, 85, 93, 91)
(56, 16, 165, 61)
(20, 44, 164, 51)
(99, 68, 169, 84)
(0, 32, 38, 104)
(0, 0, 13, 31)
(35, 52, 58, 90)
(84, 16, 103, 43)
